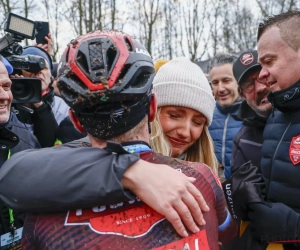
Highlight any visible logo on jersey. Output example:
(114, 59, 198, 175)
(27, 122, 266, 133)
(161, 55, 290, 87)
(153, 231, 209, 250)
(65, 198, 165, 238)
(289, 135, 300, 165)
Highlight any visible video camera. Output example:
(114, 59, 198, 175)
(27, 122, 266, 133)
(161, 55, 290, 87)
(0, 13, 50, 104)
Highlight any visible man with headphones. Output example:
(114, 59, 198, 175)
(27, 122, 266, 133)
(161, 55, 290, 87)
(11, 46, 69, 147)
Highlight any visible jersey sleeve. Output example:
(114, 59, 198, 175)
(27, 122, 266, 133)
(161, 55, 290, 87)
(188, 162, 237, 242)
(21, 214, 38, 250)
(0, 138, 139, 212)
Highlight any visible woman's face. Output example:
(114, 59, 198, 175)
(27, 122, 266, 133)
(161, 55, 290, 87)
(159, 106, 206, 157)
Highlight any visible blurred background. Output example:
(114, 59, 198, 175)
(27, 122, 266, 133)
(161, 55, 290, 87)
(1, 0, 298, 63)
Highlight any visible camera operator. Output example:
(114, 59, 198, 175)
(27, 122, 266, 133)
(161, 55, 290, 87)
(11, 46, 69, 147)
(0, 55, 40, 249)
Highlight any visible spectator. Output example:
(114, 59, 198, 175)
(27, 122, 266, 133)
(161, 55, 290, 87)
(154, 59, 169, 72)
(231, 50, 271, 174)
(21, 31, 236, 249)
(208, 53, 243, 179)
(20, 46, 69, 125)
(0, 56, 40, 249)
(245, 11, 300, 249)
(151, 57, 218, 173)
(11, 46, 69, 147)
(227, 11, 300, 250)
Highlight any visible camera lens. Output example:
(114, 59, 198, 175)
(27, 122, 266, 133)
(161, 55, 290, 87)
(11, 81, 33, 101)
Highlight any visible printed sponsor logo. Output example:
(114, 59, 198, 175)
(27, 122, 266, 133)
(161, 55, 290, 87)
(225, 183, 238, 219)
(65, 197, 165, 238)
(289, 135, 300, 165)
(135, 48, 151, 57)
(153, 230, 209, 250)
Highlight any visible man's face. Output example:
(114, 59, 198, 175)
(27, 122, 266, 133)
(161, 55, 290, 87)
(22, 58, 51, 95)
(240, 68, 272, 117)
(258, 26, 300, 92)
(210, 63, 239, 107)
(0, 61, 12, 123)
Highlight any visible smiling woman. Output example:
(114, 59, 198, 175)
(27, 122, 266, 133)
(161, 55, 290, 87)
(151, 57, 218, 174)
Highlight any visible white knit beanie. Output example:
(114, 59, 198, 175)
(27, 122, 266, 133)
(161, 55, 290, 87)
(153, 57, 215, 126)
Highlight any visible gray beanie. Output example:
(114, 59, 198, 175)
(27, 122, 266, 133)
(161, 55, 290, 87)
(153, 57, 215, 126)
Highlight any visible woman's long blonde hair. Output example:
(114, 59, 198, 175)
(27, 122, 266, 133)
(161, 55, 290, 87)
(150, 107, 218, 174)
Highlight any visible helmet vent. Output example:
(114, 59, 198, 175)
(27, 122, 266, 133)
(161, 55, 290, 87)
(132, 73, 151, 88)
(106, 45, 117, 74)
(124, 38, 133, 51)
(89, 42, 104, 70)
(77, 50, 89, 74)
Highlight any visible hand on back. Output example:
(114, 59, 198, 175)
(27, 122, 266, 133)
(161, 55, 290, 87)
(121, 160, 209, 237)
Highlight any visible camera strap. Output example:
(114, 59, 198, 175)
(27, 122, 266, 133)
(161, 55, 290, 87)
(6, 150, 15, 237)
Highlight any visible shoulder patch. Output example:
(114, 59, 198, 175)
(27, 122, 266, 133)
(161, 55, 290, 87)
(289, 135, 300, 165)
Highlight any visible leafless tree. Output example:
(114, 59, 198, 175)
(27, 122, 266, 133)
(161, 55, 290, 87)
(65, 0, 126, 37)
(153, 0, 179, 59)
(178, 0, 211, 61)
(41, 0, 65, 61)
(4, 0, 300, 64)
(111, 0, 116, 30)
(209, 0, 223, 57)
(0, 0, 25, 35)
(256, 0, 299, 18)
(143, 0, 161, 56)
(128, 0, 162, 58)
(220, 0, 258, 54)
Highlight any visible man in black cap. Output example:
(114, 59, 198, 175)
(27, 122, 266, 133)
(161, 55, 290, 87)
(221, 50, 273, 250)
(231, 50, 272, 174)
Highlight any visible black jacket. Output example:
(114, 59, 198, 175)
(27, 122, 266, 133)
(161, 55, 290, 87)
(228, 80, 300, 249)
(231, 101, 267, 174)
(0, 113, 40, 235)
(0, 137, 140, 212)
(262, 81, 300, 211)
(55, 116, 85, 145)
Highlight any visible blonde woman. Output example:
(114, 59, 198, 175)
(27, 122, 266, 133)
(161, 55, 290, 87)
(151, 57, 218, 174)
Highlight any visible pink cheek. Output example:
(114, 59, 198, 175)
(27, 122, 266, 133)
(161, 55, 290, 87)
(192, 129, 203, 142)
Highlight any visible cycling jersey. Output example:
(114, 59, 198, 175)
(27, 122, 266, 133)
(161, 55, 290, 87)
(22, 143, 236, 250)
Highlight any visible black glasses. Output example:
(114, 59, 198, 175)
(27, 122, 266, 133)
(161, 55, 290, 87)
(240, 76, 266, 93)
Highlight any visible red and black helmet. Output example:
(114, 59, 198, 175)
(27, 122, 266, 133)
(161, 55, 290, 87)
(57, 30, 155, 139)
